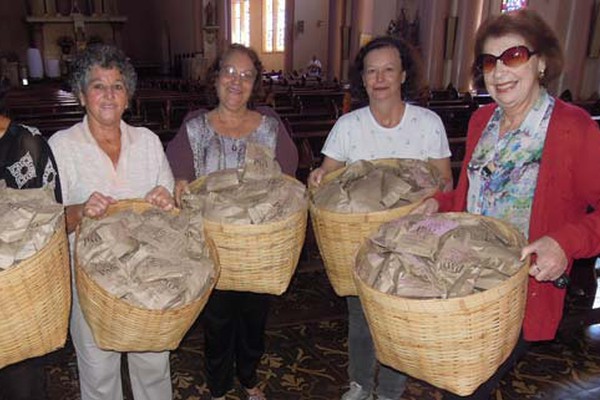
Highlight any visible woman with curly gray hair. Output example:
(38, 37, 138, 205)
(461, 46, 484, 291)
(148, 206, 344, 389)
(49, 44, 175, 400)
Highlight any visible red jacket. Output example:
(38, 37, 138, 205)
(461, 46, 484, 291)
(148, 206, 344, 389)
(436, 98, 600, 341)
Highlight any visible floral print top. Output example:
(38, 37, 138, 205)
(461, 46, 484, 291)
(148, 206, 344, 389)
(466, 90, 554, 238)
(186, 113, 278, 177)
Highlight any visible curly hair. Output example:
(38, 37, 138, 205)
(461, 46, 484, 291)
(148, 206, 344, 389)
(350, 36, 426, 102)
(471, 9, 564, 89)
(205, 44, 264, 108)
(69, 44, 137, 101)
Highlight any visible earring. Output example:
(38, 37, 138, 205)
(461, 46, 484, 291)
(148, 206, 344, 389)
(538, 69, 546, 80)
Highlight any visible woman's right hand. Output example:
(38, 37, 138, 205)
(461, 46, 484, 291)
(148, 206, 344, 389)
(83, 191, 117, 218)
(174, 180, 190, 207)
(409, 197, 440, 215)
(308, 167, 327, 188)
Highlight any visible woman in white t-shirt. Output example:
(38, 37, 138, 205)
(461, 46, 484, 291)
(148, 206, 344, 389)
(308, 36, 452, 400)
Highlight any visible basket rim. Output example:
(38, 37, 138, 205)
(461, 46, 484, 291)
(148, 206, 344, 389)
(353, 212, 530, 306)
(309, 198, 425, 219)
(75, 199, 219, 314)
(354, 261, 529, 306)
(309, 157, 440, 217)
(188, 173, 308, 228)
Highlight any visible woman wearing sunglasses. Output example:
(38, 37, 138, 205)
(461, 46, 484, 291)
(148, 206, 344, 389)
(418, 9, 600, 399)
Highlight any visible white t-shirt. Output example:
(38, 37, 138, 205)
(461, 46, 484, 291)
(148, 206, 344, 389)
(49, 116, 174, 208)
(322, 104, 451, 163)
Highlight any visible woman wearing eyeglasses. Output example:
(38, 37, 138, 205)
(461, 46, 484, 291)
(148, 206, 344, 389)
(417, 9, 600, 399)
(166, 44, 297, 400)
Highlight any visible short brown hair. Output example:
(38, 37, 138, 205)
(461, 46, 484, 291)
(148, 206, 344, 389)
(206, 44, 264, 107)
(471, 9, 564, 89)
(350, 36, 426, 102)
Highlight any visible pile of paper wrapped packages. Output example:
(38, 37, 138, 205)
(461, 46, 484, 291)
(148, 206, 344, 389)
(312, 159, 444, 213)
(0, 183, 63, 270)
(183, 143, 307, 224)
(356, 213, 526, 299)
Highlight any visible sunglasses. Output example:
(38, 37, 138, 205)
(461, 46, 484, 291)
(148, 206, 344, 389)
(477, 46, 537, 74)
(219, 65, 257, 82)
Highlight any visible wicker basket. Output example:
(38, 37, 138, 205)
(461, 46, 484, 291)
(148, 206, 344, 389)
(310, 159, 431, 296)
(188, 174, 307, 295)
(75, 199, 219, 352)
(354, 213, 529, 396)
(0, 217, 70, 368)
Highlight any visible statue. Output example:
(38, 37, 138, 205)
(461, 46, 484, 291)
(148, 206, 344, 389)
(205, 0, 215, 26)
(71, 0, 82, 14)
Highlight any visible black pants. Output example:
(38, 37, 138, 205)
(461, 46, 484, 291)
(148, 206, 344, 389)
(0, 356, 47, 400)
(202, 289, 271, 397)
(443, 335, 530, 400)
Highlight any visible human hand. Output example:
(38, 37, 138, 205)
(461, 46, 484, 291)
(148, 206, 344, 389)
(145, 185, 175, 211)
(308, 167, 327, 188)
(409, 197, 439, 215)
(174, 180, 190, 208)
(521, 236, 568, 282)
(83, 192, 117, 218)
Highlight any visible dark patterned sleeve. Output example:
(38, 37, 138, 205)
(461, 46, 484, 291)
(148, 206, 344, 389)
(11, 125, 62, 203)
(166, 109, 207, 181)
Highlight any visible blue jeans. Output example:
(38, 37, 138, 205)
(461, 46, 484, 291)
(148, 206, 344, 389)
(347, 296, 407, 399)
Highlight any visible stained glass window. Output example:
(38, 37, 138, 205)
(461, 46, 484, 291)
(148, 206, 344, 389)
(501, 0, 528, 13)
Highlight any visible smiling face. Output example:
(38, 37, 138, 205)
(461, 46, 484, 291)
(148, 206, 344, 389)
(216, 50, 257, 111)
(80, 66, 128, 128)
(362, 46, 406, 104)
(482, 33, 545, 116)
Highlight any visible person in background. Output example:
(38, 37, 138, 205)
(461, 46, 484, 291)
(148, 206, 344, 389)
(417, 9, 600, 399)
(49, 44, 175, 400)
(307, 55, 323, 77)
(309, 36, 453, 400)
(0, 79, 61, 400)
(166, 43, 297, 400)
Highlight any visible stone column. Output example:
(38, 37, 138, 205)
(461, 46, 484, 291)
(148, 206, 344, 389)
(284, 0, 295, 73)
(556, 0, 595, 98)
(350, 0, 373, 62)
(327, 0, 345, 82)
(451, 0, 484, 92)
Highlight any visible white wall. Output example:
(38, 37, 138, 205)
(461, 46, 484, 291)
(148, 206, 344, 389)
(292, 0, 329, 73)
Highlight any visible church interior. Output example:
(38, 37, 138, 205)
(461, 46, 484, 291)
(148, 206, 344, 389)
(2, 0, 600, 399)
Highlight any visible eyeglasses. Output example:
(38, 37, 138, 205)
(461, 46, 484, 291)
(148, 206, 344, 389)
(477, 46, 537, 74)
(219, 65, 257, 82)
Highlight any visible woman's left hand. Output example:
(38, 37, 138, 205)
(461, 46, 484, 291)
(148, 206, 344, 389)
(521, 236, 568, 282)
(145, 185, 175, 211)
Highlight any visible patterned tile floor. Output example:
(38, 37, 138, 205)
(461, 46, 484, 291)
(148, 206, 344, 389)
(44, 261, 600, 399)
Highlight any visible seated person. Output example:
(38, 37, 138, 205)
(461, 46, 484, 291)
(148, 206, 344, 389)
(307, 55, 322, 77)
